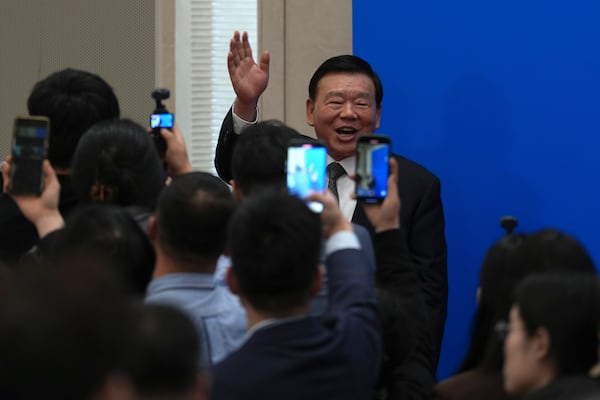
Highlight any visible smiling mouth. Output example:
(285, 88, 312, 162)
(336, 128, 357, 136)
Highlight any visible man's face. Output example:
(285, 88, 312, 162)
(306, 73, 381, 161)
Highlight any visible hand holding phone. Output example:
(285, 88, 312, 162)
(8, 116, 50, 196)
(355, 135, 391, 204)
(287, 139, 327, 212)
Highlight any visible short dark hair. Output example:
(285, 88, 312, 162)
(55, 204, 156, 295)
(308, 55, 383, 106)
(157, 172, 236, 267)
(514, 273, 600, 376)
(71, 118, 164, 210)
(231, 120, 307, 196)
(228, 191, 322, 315)
(27, 68, 120, 169)
(0, 259, 131, 399)
(126, 304, 200, 397)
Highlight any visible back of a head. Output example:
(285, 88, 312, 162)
(53, 204, 156, 296)
(514, 273, 600, 376)
(308, 54, 383, 106)
(480, 227, 597, 372)
(27, 68, 120, 169)
(228, 191, 322, 315)
(231, 120, 306, 196)
(157, 172, 236, 267)
(0, 259, 131, 399)
(459, 217, 527, 372)
(127, 304, 202, 399)
(71, 118, 164, 210)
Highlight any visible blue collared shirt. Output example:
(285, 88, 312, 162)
(145, 272, 247, 368)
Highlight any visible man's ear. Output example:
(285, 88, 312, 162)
(226, 266, 240, 296)
(147, 215, 158, 241)
(230, 179, 244, 202)
(476, 287, 482, 305)
(532, 327, 551, 361)
(309, 266, 324, 297)
(375, 104, 382, 129)
(306, 98, 315, 127)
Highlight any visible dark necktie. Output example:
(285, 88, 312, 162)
(327, 162, 346, 203)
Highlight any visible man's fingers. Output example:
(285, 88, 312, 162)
(259, 51, 270, 74)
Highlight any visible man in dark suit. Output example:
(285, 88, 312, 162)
(214, 31, 448, 369)
(212, 190, 381, 400)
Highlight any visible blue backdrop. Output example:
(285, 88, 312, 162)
(352, 0, 600, 378)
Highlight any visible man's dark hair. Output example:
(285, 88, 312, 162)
(27, 68, 120, 169)
(157, 172, 236, 267)
(228, 191, 322, 315)
(0, 258, 131, 399)
(126, 304, 201, 398)
(71, 118, 164, 211)
(308, 55, 384, 106)
(231, 120, 307, 196)
(514, 273, 600, 376)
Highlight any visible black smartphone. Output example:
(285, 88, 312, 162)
(287, 139, 327, 212)
(355, 135, 391, 203)
(8, 116, 50, 196)
(150, 88, 173, 155)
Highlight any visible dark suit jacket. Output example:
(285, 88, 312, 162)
(211, 244, 381, 400)
(214, 108, 448, 365)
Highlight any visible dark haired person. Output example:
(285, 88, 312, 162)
(214, 32, 447, 376)
(434, 227, 598, 400)
(0, 68, 120, 264)
(145, 171, 246, 368)
(503, 274, 600, 399)
(212, 190, 381, 400)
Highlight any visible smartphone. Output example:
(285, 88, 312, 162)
(287, 139, 327, 212)
(150, 88, 173, 155)
(8, 116, 51, 195)
(355, 135, 391, 203)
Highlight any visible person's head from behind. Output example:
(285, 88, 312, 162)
(306, 55, 383, 161)
(126, 304, 208, 400)
(153, 172, 236, 271)
(231, 120, 305, 198)
(0, 257, 134, 399)
(50, 204, 156, 296)
(71, 118, 164, 210)
(226, 192, 322, 318)
(479, 227, 597, 372)
(503, 274, 600, 395)
(27, 68, 120, 170)
(459, 216, 527, 372)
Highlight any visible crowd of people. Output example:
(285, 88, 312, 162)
(0, 30, 598, 400)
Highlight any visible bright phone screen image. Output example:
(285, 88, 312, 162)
(355, 137, 390, 202)
(287, 143, 327, 212)
(150, 113, 174, 129)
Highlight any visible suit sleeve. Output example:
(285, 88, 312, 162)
(214, 108, 238, 182)
(409, 176, 447, 364)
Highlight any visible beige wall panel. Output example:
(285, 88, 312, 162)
(259, 0, 352, 137)
(0, 1, 156, 158)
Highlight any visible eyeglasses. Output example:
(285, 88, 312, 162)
(494, 320, 510, 341)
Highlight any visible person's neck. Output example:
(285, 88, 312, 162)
(527, 363, 557, 395)
(152, 248, 216, 278)
(244, 303, 309, 330)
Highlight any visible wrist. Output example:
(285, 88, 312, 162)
(35, 211, 65, 238)
(233, 98, 258, 122)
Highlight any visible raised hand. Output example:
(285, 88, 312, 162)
(360, 157, 401, 233)
(305, 190, 353, 239)
(228, 31, 270, 121)
(161, 123, 193, 177)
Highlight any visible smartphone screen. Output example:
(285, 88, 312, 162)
(287, 140, 327, 212)
(355, 135, 391, 203)
(9, 116, 50, 195)
(150, 113, 174, 129)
